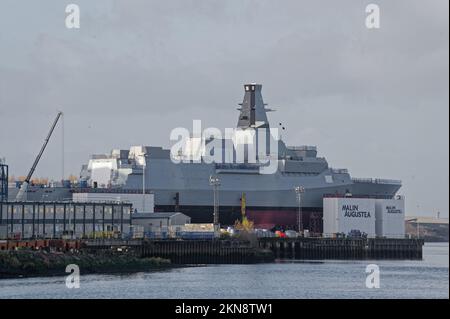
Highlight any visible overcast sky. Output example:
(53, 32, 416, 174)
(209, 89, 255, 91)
(0, 0, 448, 217)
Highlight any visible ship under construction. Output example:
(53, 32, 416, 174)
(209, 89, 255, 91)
(8, 84, 402, 233)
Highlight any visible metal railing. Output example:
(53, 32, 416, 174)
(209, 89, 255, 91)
(323, 193, 395, 199)
(287, 146, 317, 151)
(330, 168, 349, 174)
(352, 178, 402, 185)
(215, 163, 260, 170)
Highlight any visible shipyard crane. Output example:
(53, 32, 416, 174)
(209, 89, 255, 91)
(15, 112, 63, 201)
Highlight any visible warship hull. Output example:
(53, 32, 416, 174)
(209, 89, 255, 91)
(8, 84, 402, 231)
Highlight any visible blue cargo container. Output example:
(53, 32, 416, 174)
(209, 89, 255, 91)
(62, 180, 71, 188)
(144, 231, 168, 239)
(79, 180, 88, 188)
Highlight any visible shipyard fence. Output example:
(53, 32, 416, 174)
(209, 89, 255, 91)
(0, 201, 132, 240)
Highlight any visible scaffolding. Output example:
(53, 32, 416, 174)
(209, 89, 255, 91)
(0, 201, 133, 240)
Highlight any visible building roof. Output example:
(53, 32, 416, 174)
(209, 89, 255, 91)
(72, 189, 153, 194)
(132, 212, 188, 219)
(405, 216, 449, 225)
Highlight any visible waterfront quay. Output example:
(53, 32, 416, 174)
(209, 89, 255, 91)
(0, 202, 424, 264)
(83, 238, 272, 264)
(259, 237, 424, 260)
(1, 237, 424, 264)
(81, 237, 424, 264)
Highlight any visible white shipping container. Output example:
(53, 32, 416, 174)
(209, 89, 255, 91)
(323, 197, 376, 238)
(183, 223, 215, 232)
(375, 198, 405, 238)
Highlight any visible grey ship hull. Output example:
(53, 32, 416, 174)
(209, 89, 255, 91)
(149, 185, 400, 231)
(121, 158, 400, 230)
(8, 178, 400, 232)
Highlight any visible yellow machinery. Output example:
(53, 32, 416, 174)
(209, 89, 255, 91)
(235, 192, 254, 232)
(241, 192, 246, 219)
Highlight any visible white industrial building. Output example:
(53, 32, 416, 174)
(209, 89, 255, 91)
(375, 197, 405, 238)
(72, 190, 154, 213)
(323, 196, 406, 239)
(131, 212, 191, 234)
(323, 197, 376, 238)
(0, 201, 133, 240)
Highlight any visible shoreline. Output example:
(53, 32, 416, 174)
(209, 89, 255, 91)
(0, 242, 444, 280)
(0, 250, 172, 280)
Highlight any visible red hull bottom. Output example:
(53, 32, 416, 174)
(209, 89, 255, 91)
(246, 210, 323, 233)
(155, 205, 324, 233)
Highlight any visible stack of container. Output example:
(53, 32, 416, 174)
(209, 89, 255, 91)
(323, 196, 406, 239)
(323, 197, 376, 238)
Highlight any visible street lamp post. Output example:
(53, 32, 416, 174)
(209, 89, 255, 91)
(295, 186, 305, 235)
(209, 175, 221, 230)
(68, 204, 72, 239)
(417, 219, 420, 239)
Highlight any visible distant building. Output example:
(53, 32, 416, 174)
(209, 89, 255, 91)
(405, 216, 449, 242)
(405, 216, 449, 225)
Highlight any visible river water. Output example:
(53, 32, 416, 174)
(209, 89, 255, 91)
(0, 242, 448, 299)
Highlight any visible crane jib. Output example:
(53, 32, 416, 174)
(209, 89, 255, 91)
(24, 112, 62, 183)
(16, 112, 63, 201)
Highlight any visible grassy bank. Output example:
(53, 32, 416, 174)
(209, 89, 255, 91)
(0, 250, 171, 279)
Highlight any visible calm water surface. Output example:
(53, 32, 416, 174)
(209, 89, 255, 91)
(0, 242, 448, 299)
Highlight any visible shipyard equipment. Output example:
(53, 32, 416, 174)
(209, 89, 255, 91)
(209, 175, 221, 229)
(295, 186, 305, 233)
(15, 112, 63, 201)
(0, 159, 8, 202)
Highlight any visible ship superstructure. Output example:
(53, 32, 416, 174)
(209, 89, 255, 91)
(78, 84, 401, 230)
